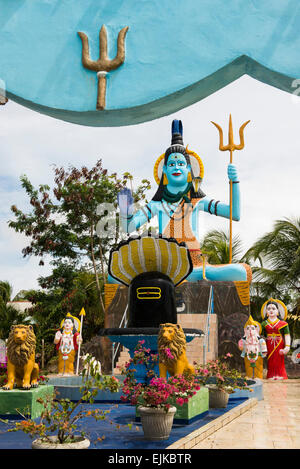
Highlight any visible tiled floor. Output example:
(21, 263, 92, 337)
(194, 380, 300, 449)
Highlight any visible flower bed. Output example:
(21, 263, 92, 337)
(194, 354, 250, 395)
(120, 341, 201, 412)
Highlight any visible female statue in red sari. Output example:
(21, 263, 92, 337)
(261, 299, 291, 380)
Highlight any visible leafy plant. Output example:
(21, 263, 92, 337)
(1, 355, 122, 445)
(120, 341, 201, 412)
(9, 161, 151, 312)
(0, 299, 32, 340)
(243, 217, 300, 320)
(118, 339, 159, 381)
(194, 354, 250, 394)
(200, 229, 244, 265)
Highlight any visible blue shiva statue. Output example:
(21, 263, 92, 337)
(111, 119, 251, 284)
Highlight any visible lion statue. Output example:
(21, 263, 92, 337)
(3, 324, 39, 390)
(158, 323, 195, 377)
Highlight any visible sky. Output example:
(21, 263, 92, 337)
(0, 75, 299, 298)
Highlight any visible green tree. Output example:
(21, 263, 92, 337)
(0, 303, 30, 340)
(288, 298, 300, 340)
(200, 229, 244, 264)
(0, 281, 13, 304)
(244, 217, 300, 322)
(9, 160, 151, 312)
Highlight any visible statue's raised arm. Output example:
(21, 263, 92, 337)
(118, 186, 155, 233)
(200, 163, 240, 221)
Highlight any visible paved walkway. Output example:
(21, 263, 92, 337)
(194, 380, 300, 449)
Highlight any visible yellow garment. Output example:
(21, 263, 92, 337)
(244, 356, 264, 379)
(58, 350, 76, 374)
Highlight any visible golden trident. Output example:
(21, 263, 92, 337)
(78, 25, 129, 110)
(211, 115, 250, 263)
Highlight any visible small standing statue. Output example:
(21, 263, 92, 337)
(238, 315, 267, 379)
(54, 313, 82, 376)
(261, 299, 291, 380)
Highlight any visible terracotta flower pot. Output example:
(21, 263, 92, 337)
(208, 387, 229, 408)
(138, 405, 177, 441)
(32, 436, 90, 449)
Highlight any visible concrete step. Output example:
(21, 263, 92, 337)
(114, 347, 130, 374)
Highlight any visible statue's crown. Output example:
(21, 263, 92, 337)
(171, 119, 184, 146)
(244, 315, 261, 334)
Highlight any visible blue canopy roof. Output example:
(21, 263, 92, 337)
(1, 0, 299, 126)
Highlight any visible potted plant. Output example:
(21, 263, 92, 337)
(1, 354, 121, 449)
(195, 354, 250, 408)
(120, 341, 201, 440)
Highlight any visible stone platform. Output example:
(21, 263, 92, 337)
(46, 374, 263, 405)
(102, 279, 251, 374)
(0, 385, 54, 419)
(230, 379, 264, 401)
(47, 374, 124, 402)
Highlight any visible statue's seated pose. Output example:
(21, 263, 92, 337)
(111, 119, 251, 284)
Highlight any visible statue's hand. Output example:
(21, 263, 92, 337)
(54, 331, 62, 343)
(118, 187, 134, 217)
(279, 346, 290, 355)
(227, 163, 238, 182)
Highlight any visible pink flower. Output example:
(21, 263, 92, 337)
(163, 348, 174, 359)
(176, 398, 184, 406)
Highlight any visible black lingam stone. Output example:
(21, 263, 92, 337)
(127, 272, 177, 328)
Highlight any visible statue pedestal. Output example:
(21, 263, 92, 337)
(136, 387, 209, 424)
(0, 385, 54, 419)
(104, 279, 250, 372)
(46, 374, 124, 402)
(99, 327, 204, 383)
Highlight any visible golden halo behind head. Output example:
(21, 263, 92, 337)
(153, 147, 204, 186)
(261, 298, 287, 321)
(244, 314, 262, 334)
(60, 312, 81, 332)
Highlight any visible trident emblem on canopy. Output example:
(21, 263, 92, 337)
(211, 115, 250, 264)
(78, 25, 129, 110)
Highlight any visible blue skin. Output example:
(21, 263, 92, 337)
(112, 152, 247, 283)
(165, 153, 191, 193)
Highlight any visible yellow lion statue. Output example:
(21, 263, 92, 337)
(3, 325, 39, 390)
(158, 323, 195, 377)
